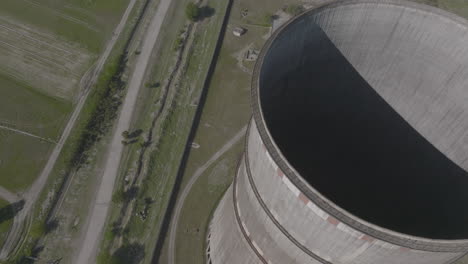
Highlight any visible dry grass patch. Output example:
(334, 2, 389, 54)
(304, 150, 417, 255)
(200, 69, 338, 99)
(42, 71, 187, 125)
(0, 16, 93, 100)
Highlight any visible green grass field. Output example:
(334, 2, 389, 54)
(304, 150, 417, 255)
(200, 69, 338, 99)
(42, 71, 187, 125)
(438, 0, 468, 17)
(0, 0, 130, 194)
(0, 0, 129, 53)
(172, 142, 243, 264)
(6, 0, 144, 261)
(0, 130, 54, 192)
(0, 75, 72, 140)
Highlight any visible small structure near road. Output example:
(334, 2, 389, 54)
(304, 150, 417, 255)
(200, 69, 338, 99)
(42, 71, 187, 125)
(240, 8, 248, 18)
(233, 27, 246, 37)
(244, 48, 259, 61)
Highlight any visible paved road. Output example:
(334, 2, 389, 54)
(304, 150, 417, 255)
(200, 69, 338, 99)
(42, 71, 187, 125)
(0, 186, 19, 204)
(0, 125, 55, 143)
(0, 0, 137, 259)
(168, 126, 247, 264)
(74, 0, 174, 262)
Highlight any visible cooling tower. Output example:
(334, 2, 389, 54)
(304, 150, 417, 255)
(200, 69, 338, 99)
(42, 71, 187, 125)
(207, 0, 468, 263)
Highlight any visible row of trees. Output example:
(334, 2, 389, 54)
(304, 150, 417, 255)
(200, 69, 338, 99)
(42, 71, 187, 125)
(0, 200, 24, 224)
(70, 53, 129, 167)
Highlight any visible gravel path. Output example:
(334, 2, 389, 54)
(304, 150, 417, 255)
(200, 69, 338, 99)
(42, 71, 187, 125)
(0, 186, 19, 204)
(168, 126, 247, 264)
(0, 125, 55, 143)
(74, 0, 174, 262)
(0, 0, 137, 259)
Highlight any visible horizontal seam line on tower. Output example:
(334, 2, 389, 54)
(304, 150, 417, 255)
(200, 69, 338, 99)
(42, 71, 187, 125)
(232, 156, 269, 264)
(243, 119, 331, 264)
(250, 71, 468, 252)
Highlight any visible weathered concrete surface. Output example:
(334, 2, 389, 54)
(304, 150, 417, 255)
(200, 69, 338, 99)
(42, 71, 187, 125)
(209, 0, 468, 263)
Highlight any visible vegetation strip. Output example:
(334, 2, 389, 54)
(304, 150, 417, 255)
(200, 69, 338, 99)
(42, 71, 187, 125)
(150, 0, 234, 262)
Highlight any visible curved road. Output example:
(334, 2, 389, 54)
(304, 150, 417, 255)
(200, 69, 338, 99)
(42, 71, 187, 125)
(0, 0, 137, 259)
(168, 126, 247, 264)
(74, 0, 174, 262)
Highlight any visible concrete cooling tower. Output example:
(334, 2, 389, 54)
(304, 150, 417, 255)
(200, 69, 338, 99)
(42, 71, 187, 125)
(207, 0, 468, 263)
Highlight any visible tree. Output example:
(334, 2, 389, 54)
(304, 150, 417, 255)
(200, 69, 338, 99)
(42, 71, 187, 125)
(45, 218, 59, 234)
(185, 2, 200, 22)
(0, 200, 24, 224)
(111, 243, 145, 264)
(122, 130, 129, 139)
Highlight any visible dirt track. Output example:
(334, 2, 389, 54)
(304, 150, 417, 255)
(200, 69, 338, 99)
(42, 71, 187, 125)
(0, 125, 55, 143)
(74, 0, 174, 261)
(0, 0, 137, 259)
(0, 186, 19, 204)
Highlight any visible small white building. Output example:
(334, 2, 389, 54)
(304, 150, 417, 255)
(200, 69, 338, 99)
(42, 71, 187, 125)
(233, 27, 246, 37)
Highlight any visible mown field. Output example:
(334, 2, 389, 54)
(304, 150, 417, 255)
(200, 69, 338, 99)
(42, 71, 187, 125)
(0, 130, 54, 192)
(0, 75, 72, 140)
(0, 0, 130, 194)
(0, 0, 129, 53)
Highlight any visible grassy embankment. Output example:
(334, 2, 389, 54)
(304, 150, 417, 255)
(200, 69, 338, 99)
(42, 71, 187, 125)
(95, 0, 232, 263)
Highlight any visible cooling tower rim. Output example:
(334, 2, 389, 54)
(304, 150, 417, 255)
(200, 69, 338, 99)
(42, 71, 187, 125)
(251, 0, 468, 252)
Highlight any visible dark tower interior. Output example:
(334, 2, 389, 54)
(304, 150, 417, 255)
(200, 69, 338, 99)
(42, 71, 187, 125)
(259, 12, 468, 239)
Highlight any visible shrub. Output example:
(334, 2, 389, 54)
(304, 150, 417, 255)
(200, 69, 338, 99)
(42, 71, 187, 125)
(173, 36, 184, 51)
(30, 222, 46, 239)
(185, 2, 200, 22)
(112, 189, 125, 203)
(262, 13, 274, 26)
(111, 243, 145, 264)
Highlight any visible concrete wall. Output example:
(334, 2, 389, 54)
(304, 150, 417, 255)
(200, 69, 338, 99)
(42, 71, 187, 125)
(209, 121, 463, 263)
(209, 1, 468, 263)
(258, 0, 468, 239)
(312, 0, 468, 171)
